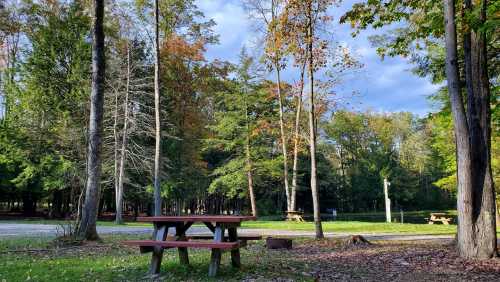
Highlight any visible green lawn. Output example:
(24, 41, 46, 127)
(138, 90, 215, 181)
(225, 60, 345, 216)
(241, 221, 458, 235)
(0, 235, 310, 282)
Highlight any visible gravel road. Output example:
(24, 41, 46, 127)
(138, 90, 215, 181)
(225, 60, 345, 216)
(0, 223, 455, 242)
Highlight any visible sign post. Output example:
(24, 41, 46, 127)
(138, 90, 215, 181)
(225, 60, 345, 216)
(384, 178, 391, 223)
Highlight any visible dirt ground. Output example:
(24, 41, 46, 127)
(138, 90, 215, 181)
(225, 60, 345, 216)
(255, 239, 500, 282)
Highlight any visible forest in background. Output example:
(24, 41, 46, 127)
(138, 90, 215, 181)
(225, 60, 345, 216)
(0, 0, 498, 219)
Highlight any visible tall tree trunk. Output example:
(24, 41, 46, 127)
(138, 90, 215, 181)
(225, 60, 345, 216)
(245, 95, 257, 217)
(113, 58, 121, 224)
(443, 0, 496, 259)
(467, 0, 497, 258)
(115, 44, 132, 224)
(291, 62, 306, 212)
(271, 0, 291, 212)
(276, 67, 291, 212)
(153, 0, 162, 216)
(77, 0, 105, 240)
(307, 2, 323, 239)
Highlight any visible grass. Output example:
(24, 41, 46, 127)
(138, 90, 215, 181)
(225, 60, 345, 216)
(0, 235, 311, 282)
(241, 221, 458, 235)
(2, 234, 499, 281)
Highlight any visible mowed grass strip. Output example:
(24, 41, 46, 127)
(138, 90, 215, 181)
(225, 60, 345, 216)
(240, 221, 458, 235)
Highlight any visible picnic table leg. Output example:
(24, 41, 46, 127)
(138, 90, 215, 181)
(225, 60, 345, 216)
(175, 225, 189, 265)
(228, 227, 241, 268)
(208, 224, 225, 277)
(150, 224, 168, 275)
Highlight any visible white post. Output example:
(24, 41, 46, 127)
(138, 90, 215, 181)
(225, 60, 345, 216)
(384, 178, 391, 223)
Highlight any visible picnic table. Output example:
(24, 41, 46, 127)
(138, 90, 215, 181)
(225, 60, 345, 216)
(286, 211, 304, 222)
(426, 213, 453, 225)
(123, 215, 260, 277)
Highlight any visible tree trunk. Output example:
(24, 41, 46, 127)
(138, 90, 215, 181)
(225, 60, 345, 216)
(77, 0, 105, 240)
(291, 62, 306, 212)
(307, 2, 323, 239)
(270, 1, 291, 212)
(467, 0, 497, 258)
(276, 67, 291, 212)
(113, 54, 121, 224)
(443, 0, 497, 259)
(115, 44, 132, 224)
(245, 96, 257, 217)
(153, 0, 162, 216)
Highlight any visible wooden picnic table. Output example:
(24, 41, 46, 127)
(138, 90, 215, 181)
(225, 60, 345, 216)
(286, 211, 304, 222)
(426, 213, 453, 225)
(123, 215, 259, 277)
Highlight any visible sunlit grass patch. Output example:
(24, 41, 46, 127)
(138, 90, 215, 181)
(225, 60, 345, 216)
(0, 234, 311, 282)
(241, 221, 458, 235)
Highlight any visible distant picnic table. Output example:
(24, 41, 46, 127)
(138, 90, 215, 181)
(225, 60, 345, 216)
(124, 215, 260, 277)
(286, 211, 305, 222)
(426, 213, 453, 225)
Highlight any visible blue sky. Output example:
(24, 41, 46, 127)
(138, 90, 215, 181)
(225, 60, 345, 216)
(196, 0, 442, 117)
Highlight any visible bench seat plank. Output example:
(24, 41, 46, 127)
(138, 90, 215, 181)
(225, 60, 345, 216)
(124, 240, 240, 250)
(186, 235, 262, 241)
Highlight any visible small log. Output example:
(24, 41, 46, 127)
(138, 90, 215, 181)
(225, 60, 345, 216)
(343, 235, 372, 247)
(266, 237, 292, 249)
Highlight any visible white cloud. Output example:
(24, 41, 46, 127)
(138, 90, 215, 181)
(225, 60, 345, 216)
(197, 0, 441, 116)
(197, 0, 256, 63)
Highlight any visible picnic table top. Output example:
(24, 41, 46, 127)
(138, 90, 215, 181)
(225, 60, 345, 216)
(136, 215, 257, 223)
(286, 210, 304, 214)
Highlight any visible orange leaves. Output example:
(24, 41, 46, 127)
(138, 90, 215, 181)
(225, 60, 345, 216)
(162, 34, 205, 62)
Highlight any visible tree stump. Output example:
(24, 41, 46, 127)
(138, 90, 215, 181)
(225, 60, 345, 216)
(266, 237, 292, 249)
(343, 235, 371, 247)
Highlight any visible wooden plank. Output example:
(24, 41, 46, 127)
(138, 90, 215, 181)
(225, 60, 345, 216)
(208, 225, 225, 277)
(150, 224, 168, 274)
(187, 235, 261, 241)
(228, 227, 241, 268)
(137, 215, 257, 223)
(123, 240, 239, 249)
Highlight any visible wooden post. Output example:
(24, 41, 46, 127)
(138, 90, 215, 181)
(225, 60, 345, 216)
(228, 227, 241, 268)
(208, 224, 225, 277)
(176, 224, 189, 265)
(384, 178, 391, 223)
(150, 224, 168, 274)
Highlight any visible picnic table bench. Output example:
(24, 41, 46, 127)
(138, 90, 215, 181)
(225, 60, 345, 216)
(123, 215, 261, 277)
(426, 213, 453, 225)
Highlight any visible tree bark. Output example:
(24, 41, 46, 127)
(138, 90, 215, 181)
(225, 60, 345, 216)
(245, 97, 257, 217)
(115, 43, 132, 224)
(291, 62, 306, 212)
(271, 0, 291, 212)
(77, 0, 105, 240)
(307, 1, 323, 239)
(467, 0, 497, 258)
(153, 0, 162, 216)
(443, 0, 497, 259)
(113, 54, 121, 224)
